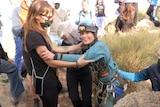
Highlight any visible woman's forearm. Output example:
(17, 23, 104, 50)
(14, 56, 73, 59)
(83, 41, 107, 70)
(52, 43, 81, 53)
(46, 59, 77, 68)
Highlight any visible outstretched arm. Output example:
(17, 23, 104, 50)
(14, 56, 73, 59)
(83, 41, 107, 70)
(51, 42, 82, 53)
(39, 46, 93, 68)
(117, 69, 149, 82)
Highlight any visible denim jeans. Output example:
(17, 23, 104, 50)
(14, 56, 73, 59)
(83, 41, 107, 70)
(12, 27, 22, 74)
(96, 16, 105, 28)
(14, 36, 22, 74)
(0, 59, 24, 98)
(96, 17, 105, 36)
(50, 34, 63, 46)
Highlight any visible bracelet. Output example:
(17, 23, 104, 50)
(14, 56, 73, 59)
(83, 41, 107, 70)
(54, 54, 57, 60)
(76, 61, 79, 69)
(60, 54, 63, 60)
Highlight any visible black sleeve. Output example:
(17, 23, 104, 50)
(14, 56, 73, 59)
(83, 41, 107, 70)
(0, 43, 9, 60)
(26, 31, 47, 52)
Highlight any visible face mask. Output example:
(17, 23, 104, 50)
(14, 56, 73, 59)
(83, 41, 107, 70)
(40, 20, 53, 28)
(54, 3, 60, 9)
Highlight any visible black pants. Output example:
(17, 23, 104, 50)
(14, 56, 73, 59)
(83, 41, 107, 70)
(67, 66, 92, 107)
(38, 69, 59, 107)
(146, 5, 154, 21)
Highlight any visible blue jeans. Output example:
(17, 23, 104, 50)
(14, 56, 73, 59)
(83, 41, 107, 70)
(14, 36, 22, 74)
(50, 34, 63, 46)
(12, 27, 22, 74)
(0, 59, 24, 98)
(96, 16, 105, 28)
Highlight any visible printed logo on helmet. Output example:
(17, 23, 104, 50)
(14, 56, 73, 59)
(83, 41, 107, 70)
(78, 26, 86, 32)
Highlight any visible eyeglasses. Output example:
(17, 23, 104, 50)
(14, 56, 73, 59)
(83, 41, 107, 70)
(40, 14, 53, 20)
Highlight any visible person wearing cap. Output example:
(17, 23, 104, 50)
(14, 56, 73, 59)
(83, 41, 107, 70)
(40, 19, 125, 107)
(49, 0, 68, 46)
(57, 21, 93, 107)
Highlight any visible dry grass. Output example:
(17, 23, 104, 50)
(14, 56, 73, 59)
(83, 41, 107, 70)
(98, 30, 160, 93)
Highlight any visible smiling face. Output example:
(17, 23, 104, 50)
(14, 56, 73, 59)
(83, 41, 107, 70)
(80, 31, 95, 45)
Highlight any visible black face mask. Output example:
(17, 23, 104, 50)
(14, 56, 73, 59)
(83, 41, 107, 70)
(158, 59, 160, 66)
(54, 3, 60, 9)
(40, 20, 53, 28)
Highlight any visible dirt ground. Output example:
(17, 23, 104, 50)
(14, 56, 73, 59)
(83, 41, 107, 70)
(0, 71, 73, 107)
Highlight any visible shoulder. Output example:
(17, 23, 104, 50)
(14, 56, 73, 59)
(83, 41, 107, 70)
(148, 63, 158, 69)
(28, 30, 41, 35)
(79, 10, 82, 14)
(12, 6, 21, 12)
(97, 40, 106, 45)
(91, 41, 107, 49)
(27, 31, 42, 39)
(60, 8, 66, 12)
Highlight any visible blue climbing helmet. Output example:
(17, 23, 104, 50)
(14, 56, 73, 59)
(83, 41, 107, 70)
(78, 20, 98, 33)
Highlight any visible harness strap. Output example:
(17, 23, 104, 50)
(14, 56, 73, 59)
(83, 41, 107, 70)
(95, 73, 118, 105)
(99, 73, 118, 86)
(30, 58, 49, 96)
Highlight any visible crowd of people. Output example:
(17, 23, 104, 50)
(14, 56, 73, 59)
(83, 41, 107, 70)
(0, 0, 160, 107)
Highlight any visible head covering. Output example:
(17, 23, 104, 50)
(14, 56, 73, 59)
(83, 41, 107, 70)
(78, 19, 98, 33)
(57, 21, 81, 45)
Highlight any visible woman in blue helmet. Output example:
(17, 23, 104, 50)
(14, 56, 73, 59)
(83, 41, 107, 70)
(57, 21, 93, 107)
(40, 19, 125, 107)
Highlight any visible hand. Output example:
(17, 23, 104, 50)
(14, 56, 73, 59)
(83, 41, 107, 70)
(40, 50, 55, 61)
(77, 55, 94, 68)
(8, 59, 14, 64)
(77, 42, 83, 50)
(61, 35, 67, 40)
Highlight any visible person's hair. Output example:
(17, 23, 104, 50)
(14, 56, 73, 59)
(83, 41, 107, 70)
(96, 0, 104, 5)
(23, 0, 54, 51)
(82, 0, 89, 5)
(122, 3, 135, 22)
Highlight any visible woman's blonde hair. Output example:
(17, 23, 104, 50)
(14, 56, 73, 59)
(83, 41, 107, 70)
(23, 0, 54, 51)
